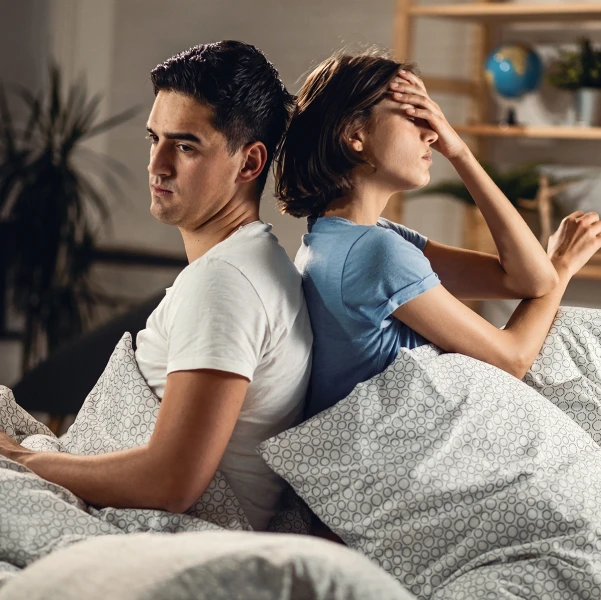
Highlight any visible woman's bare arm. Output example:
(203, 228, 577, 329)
(450, 149, 558, 297)
(394, 212, 601, 379)
(423, 241, 545, 301)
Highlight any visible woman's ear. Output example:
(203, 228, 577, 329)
(347, 124, 366, 153)
(238, 141, 268, 184)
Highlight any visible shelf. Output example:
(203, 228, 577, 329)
(410, 2, 601, 24)
(455, 124, 601, 140)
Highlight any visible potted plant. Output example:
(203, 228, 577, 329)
(0, 65, 139, 373)
(414, 162, 546, 254)
(414, 162, 584, 251)
(415, 161, 542, 207)
(547, 38, 601, 126)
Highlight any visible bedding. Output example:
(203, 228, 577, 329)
(0, 531, 414, 600)
(0, 332, 249, 589)
(259, 306, 601, 599)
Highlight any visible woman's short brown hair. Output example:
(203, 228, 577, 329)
(275, 51, 415, 218)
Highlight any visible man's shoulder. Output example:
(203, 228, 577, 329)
(209, 225, 302, 295)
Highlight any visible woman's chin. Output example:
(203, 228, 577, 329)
(400, 175, 430, 192)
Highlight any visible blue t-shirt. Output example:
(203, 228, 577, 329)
(296, 216, 440, 417)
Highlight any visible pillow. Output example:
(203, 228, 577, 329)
(259, 309, 601, 598)
(16, 332, 251, 533)
(266, 484, 312, 535)
(0, 531, 416, 600)
(524, 306, 601, 444)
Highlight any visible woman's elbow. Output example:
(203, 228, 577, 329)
(521, 268, 559, 299)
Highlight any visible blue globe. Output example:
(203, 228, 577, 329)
(485, 44, 543, 100)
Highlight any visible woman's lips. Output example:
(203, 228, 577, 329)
(422, 152, 432, 163)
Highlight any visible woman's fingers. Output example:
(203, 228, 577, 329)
(398, 69, 427, 94)
(388, 81, 442, 113)
(404, 106, 437, 123)
(389, 90, 442, 117)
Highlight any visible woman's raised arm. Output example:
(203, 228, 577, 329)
(390, 70, 558, 298)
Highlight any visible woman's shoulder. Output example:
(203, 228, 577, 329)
(348, 221, 423, 262)
(376, 218, 428, 250)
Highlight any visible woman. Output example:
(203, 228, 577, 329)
(276, 52, 601, 418)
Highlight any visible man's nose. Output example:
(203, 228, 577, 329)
(148, 145, 173, 178)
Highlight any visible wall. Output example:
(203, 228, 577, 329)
(2, 0, 601, 383)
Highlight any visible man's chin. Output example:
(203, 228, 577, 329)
(150, 197, 179, 225)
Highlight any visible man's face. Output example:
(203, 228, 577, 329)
(146, 91, 241, 230)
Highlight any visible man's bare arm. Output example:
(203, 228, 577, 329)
(2, 369, 248, 513)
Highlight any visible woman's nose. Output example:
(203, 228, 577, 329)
(424, 127, 438, 145)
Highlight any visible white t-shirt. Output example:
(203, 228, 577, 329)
(135, 222, 312, 530)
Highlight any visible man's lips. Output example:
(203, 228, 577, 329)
(423, 152, 432, 162)
(151, 184, 174, 196)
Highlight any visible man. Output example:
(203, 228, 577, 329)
(0, 41, 312, 531)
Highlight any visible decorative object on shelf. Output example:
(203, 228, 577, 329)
(484, 43, 543, 126)
(0, 65, 139, 372)
(548, 38, 601, 126)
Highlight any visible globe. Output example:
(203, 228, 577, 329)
(485, 44, 543, 100)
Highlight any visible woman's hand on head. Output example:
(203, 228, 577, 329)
(389, 70, 468, 161)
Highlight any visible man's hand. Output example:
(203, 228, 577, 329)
(0, 431, 32, 464)
(388, 69, 468, 161)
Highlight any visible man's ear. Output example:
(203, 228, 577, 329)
(237, 141, 268, 184)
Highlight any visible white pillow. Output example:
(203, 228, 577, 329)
(0, 531, 415, 600)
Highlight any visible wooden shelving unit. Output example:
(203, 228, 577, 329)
(410, 3, 601, 24)
(393, 1, 601, 283)
(454, 124, 601, 140)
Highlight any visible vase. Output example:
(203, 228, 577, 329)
(575, 88, 601, 127)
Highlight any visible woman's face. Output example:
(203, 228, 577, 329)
(355, 96, 438, 192)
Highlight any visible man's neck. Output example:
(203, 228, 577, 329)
(180, 200, 261, 264)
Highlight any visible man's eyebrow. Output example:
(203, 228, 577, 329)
(146, 126, 202, 144)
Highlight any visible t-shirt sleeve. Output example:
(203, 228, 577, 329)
(342, 228, 440, 328)
(164, 258, 269, 381)
(377, 217, 428, 251)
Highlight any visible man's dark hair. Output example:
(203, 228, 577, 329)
(276, 52, 416, 218)
(151, 40, 294, 196)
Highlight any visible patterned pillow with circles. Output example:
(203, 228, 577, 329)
(259, 309, 601, 600)
(58, 332, 251, 532)
(523, 306, 601, 444)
